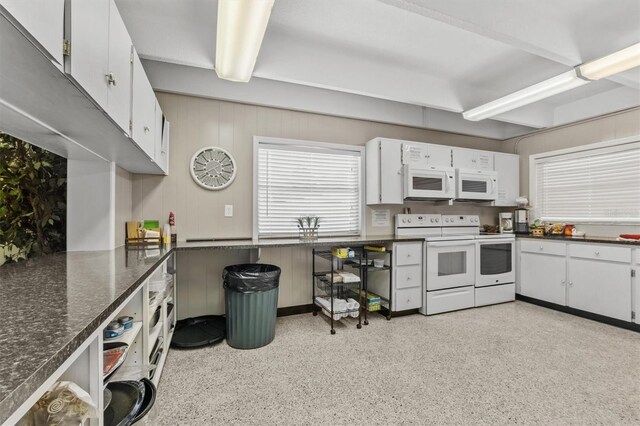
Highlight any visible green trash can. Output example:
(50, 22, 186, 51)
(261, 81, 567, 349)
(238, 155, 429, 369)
(223, 264, 281, 349)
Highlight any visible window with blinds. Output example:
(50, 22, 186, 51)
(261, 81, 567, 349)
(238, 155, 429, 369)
(256, 140, 362, 237)
(532, 141, 640, 223)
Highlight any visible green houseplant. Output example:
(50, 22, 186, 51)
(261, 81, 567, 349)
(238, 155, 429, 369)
(0, 133, 66, 264)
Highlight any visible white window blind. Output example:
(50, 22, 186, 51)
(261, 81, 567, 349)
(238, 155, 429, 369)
(533, 141, 640, 223)
(256, 141, 362, 237)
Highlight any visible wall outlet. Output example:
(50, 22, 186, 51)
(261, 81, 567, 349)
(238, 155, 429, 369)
(224, 205, 233, 217)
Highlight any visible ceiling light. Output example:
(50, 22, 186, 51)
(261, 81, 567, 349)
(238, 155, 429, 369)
(463, 70, 589, 121)
(215, 0, 275, 82)
(578, 42, 640, 80)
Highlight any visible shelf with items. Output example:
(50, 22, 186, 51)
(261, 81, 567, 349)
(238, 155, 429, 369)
(364, 247, 393, 321)
(312, 247, 366, 335)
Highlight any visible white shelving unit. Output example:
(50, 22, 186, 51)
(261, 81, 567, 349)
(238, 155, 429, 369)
(11, 252, 177, 425)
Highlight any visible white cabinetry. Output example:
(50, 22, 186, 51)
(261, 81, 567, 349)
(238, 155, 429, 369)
(392, 242, 423, 311)
(494, 153, 520, 207)
(131, 51, 156, 158)
(519, 240, 567, 305)
(366, 138, 403, 205)
(0, 0, 65, 66)
(402, 142, 451, 167)
(154, 99, 169, 174)
(66, 0, 110, 111)
(517, 239, 635, 323)
(367, 242, 424, 312)
(568, 244, 632, 321)
(452, 147, 494, 170)
(66, 0, 132, 135)
(106, 0, 132, 134)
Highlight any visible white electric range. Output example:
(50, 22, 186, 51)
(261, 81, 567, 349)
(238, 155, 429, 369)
(396, 214, 515, 315)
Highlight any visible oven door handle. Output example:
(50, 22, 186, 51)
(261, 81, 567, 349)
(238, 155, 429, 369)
(427, 241, 476, 248)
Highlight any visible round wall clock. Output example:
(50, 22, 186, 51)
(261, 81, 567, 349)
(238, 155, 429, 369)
(190, 146, 237, 190)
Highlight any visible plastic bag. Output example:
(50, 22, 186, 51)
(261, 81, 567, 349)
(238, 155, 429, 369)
(223, 264, 281, 293)
(19, 381, 97, 426)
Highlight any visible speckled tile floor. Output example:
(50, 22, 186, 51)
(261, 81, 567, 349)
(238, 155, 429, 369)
(152, 302, 640, 425)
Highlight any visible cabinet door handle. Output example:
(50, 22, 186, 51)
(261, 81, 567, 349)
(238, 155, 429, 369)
(569, 281, 573, 287)
(106, 73, 117, 86)
(561, 280, 565, 286)
(144, 126, 150, 134)
(406, 276, 411, 281)
(595, 251, 600, 256)
(539, 246, 544, 251)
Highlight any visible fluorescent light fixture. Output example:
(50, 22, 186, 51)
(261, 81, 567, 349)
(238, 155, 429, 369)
(215, 0, 275, 82)
(578, 42, 640, 80)
(463, 70, 588, 121)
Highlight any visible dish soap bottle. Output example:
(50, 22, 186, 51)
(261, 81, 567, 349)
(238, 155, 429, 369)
(169, 212, 177, 243)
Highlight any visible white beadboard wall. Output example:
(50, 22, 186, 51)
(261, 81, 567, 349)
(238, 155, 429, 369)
(504, 107, 640, 237)
(132, 92, 513, 318)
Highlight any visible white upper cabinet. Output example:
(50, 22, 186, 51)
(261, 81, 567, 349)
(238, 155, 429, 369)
(154, 99, 169, 174)
(0, 0, 65, 67)
(66, 0, 110, 112)
(131, 51, 156, 158)
(401, 142, 451, 168)
(366, 138, 403, 205)
(494, 153, 520, 206)
(106, 0, 132, 134)
(452, 147, 494, 170)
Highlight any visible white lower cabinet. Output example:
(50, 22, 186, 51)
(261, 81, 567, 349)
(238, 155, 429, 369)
(520, 251, 567, 306)
(364, 242, 424, 312)
(517, 239, 635, 323)
(568, 245, 632, 322)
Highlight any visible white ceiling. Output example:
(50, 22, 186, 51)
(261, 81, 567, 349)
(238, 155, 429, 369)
(116, 0, 640, 139)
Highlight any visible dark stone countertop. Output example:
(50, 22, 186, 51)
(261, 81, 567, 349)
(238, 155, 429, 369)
(0, 246, 173, 423)
(175, 235, 425, 250)
(516, 234, 640, 246)
(0, 234, 420, 422)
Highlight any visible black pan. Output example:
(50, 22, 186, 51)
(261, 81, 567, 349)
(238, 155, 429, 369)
(104, 381, 145, 426)
(132, 378, 156, 423)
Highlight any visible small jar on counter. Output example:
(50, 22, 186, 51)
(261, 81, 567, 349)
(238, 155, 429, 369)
(564, 224, 574, 236)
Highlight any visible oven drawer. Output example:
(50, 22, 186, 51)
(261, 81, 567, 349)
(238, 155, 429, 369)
(425, 286, 474, 315)
(394, 286, 422, 311)
(394, 264, 422, 289)
(394, 242, 422, 266)
(520, 239, 566, 256)
(569, 243, 631, 263)
(475, 283, 515, 307)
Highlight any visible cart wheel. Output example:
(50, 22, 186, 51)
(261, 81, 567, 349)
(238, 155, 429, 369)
(386, 315, 391, 321)
(357, 323, 362, 329)
(364, 320, 369, 326)
(312, 311, 318, 316)
(330, 329, 336, 335)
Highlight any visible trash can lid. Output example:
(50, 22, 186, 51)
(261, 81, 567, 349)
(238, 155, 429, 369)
(223, 263, 281, 293)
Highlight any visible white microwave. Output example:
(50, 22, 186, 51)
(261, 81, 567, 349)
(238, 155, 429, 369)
(403, 165, 455, 201)
(455, 168, 498, 201)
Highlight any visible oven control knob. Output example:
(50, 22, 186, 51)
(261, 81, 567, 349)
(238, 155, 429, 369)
(444, 218, 449, 223)
(408, 219, 412, 223)
(402, 219, 406, 223)
(435, 218, 439, 223)
(430, 218, 434, 223)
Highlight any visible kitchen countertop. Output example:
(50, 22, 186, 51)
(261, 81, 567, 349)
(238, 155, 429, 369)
(516, 234, 640, 246)
(176, 234, 425, 250)
(0, 234, 419, 422)
(0, 246, 174, 423)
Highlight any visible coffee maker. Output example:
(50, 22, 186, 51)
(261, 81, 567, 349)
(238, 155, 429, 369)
(514, 208, 529, 234)
(499, 212, 513, 234)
